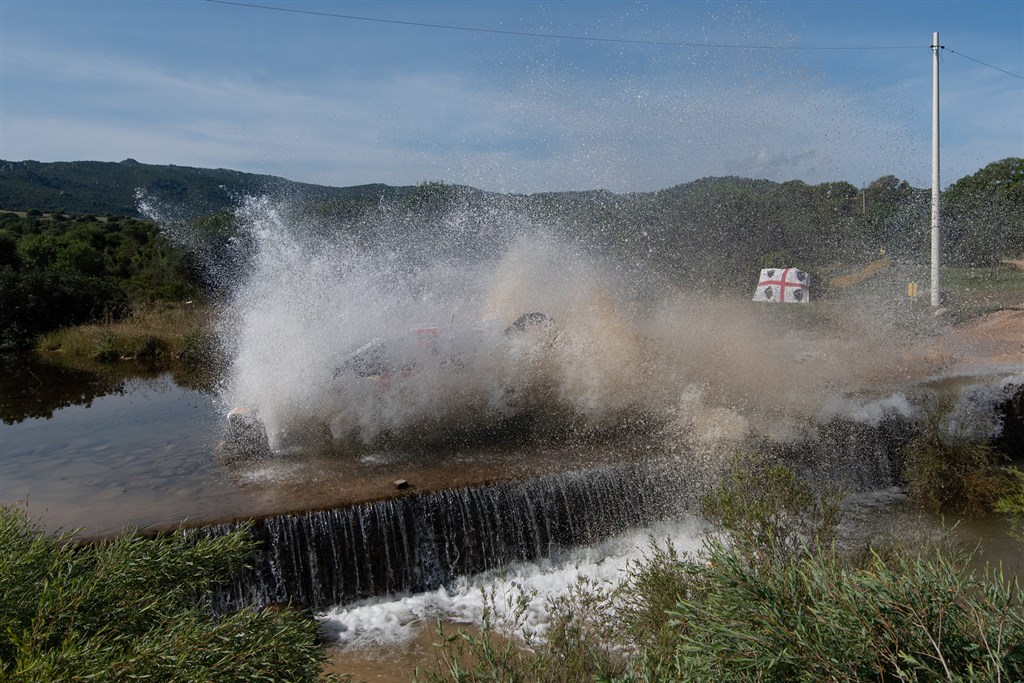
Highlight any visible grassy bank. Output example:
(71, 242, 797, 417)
(830, 262, 1024, 324)
(940, 264, 1024, 321)
(36, 301, 217, 365)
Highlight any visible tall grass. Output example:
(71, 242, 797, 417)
(996, 469, 1024, 539)
(37, 302, 218, 366)
(0, 505, 332, 682)
(420, 460, 1024, 682)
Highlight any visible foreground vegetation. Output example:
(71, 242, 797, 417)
(422, 461, 1024, 682)
(903, 397, 1020, 516)
(0, 506, 331, 682)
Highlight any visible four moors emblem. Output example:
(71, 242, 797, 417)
(753, 268, 811, 303)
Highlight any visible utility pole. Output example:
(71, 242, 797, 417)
(930, 31, 941, 307)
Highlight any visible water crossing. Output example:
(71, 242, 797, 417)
(206, 411, 927, 612)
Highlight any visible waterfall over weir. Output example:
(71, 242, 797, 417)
(209, 462, 686, 612)
(206, 415, 917, 613)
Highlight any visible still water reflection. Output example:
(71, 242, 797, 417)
(1, 356, 238, 535)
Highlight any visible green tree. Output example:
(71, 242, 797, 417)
(53, 240, 105, 277)
(944, 157, 1024, 264)
(16, 232, 61, 270)
(0, 231, 19, 268)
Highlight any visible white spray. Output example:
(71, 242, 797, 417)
(211, 194, 932, 454)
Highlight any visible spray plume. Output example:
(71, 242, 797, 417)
(174, 192, 932, 458)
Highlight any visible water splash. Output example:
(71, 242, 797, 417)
(204, 193, 953, 455)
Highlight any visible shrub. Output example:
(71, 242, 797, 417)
(0, 212, 201, 350)
(136, 334, 169, 359)
(0, 268, 129, 351)
(903, 398, 1012, 514)
(996, 468, 1024, 538)
(93, 332, 121, 361)
(0, 505, 330, 682)
(179, 330, 211, 365)
(702, 456, 842, 563)
(657, 464, 1022, 681)
(660, 536, 1023, 682)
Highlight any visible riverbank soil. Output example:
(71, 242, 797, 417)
(321, 623, 475, 682)
(924, 305, 1024, 367)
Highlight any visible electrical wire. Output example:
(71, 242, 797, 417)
(207, 0, 1023, 81)
(205, 0, 925, 51)
(943, 47, 1024, 80)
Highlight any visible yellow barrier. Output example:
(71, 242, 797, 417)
(829, 256, 892, 290)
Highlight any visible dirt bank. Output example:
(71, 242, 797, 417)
(909, 305, 1024, 373)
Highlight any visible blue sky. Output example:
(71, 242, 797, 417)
(2, 1, 1022, 193)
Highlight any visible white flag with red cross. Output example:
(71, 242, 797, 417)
(753, 268, 811, 303)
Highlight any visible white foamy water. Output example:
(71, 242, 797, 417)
(817, 392, 917, 427)
(318, 516, 708, 649)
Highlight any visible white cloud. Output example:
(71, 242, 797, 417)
(3, 38, 1018, 194)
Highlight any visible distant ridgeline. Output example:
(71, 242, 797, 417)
(0, 159, 414, 219)
(0, 157, 1020, 350)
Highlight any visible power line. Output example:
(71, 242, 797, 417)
(943, 47, 1024, 80)
(205, 0, 924, 51)
(207, 0, 1023, 80)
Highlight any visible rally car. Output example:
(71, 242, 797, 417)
(220, 312, 553, 460)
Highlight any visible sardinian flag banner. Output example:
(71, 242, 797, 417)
(753, 268, 811, 303)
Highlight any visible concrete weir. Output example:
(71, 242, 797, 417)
(206, 461, 682, 612)
(201, 411, 929, 613)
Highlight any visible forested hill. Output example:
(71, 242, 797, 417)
(0, 157, 1020, 350)
(0, 159, 416, 218)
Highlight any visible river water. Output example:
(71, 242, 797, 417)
(1, 358, 224, 534)
(1, 355, 640, 537)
